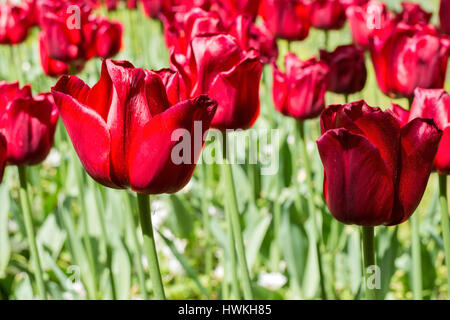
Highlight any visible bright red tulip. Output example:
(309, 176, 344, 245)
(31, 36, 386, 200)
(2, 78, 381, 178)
(169, 34, 262, 131)
(320, 44, 366, 94)
(317, 100, 442, 226)
(310, 0, 346, 30)
(441, 0, 450, 34)
(228, 15, 278, 64)
(346, 0, 394, 49)
(51, 59, 217, 194)
(408, 88, 450, 175)
(0, 81, 58, 166)
(0, 2, 34, 44)
(163, 7, 225, 56)
(259, 0, 312, 41)
(370, 23, 450, 99)
(93, 17, 123, 58)
(396, 2, 432, 26)
(0, 134, 6, 182)
(272, 53, 329, 120)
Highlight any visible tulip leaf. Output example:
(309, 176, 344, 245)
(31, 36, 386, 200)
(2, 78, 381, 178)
(0, 184, 10, 278)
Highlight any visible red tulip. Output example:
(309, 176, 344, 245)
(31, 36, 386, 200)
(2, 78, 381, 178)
(310, 0, 346, 30)
(259, 0, 311, 41)
(0, 133, 5, 182)
(212, 0, 261, 26)
(369, 23, 450, 99)
(0, 81, 58, 166)
(0, 2, 34, 44)
(396, 2, 432, 26)
(141, 0, 211, 19)
(340, 0, 368, 9)
(317, 100, 442, 226)
(408, 88, 450, 175)
(163, 7, 225, 56)
(93, 17, 123, 58)
(441, 0, 450, 34)
(346, 0, 394, 49)
(272, 53, 329, 120)
(51, 59, 217, 194)
(389, 103, 410, 126)
(169, 34, 262, 130)
(228, 15, 278, 64)
(320, 44, 366, 94)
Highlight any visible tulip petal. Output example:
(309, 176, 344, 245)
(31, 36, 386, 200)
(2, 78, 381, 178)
(129, 95, 217, 194)
(317, 128, 394, 226)
(209, 52, 262, 130)
(434, 126, 450, 174)
(51, 79, 117, 189)
(390, 118, 442, 225)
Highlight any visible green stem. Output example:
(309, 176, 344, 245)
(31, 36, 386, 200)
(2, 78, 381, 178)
(225, 204, 240, 299)
(297, 121, 327, 299)
(438, 174, 450, 296)
(411, 213, 422, 299)
(361, 226, 377, 300)
(17, 166, 47, 299)
(75, 166, 98, 299)
(324, 31, 329, 50)
(136, 194, 166, 300)
(222, 134, 254, 300)
(124, 193, 149, 300)
(200, 164, 213, 276)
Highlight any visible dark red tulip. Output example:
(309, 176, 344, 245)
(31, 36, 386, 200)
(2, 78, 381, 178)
(93, 17, 123, 58)
(272, 53, 329, 120)
(346, 0, 394, 49)
(441, 0, 450, 34)
(228, 15, 278, 64)
(340, 0, 368, 9)
(396, 2, 432, 26)
(51, 59, 217, 194)
(0, 133, 5, 183)
(169, 34, 262, 130)
(212, 0, 261, 26)
(163, 7, 225, 56)
(408, 88, 450, 175)
(141, 0, 211, 19)
(370, 23, 450, 99)
(317, 100, 442, 226)
(320, 44, 366, 94)
(0, 2, 34, 44)
(310, 0, 346, 30)
(259, 0, 312, 41)
(0, 81, 58, 166)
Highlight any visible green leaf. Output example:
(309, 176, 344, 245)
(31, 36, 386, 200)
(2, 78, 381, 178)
(0, 184, 10, 278)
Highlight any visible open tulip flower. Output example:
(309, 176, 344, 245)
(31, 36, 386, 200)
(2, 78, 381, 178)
(93, 17, 123, 58)
(52, 59, 217, 194)
(310, 0, 347, 31)
(317, 100, 442, 226)
(369, 23, 450, 99)
(0, 1, 35, 44)
(0, 81, 58, 166)
(441, 0, 450, 34)
(259, 0, 312, 41)
(346, 0, 394, 49)
(272, 53, 329, 120)
(396, 2, 432, 26)
(320, 44, 367, 95)
(169, 33, 262, 131)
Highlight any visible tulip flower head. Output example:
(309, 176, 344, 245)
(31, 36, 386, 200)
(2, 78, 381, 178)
(169, 34, 262, 131)
(320, 44, 367, 94)
(0, 1, 35, 44)
(272, 53, 329, 120)
(0, 81, 58, 166)
(407, 88, 450, 175)
(259, 0, 312, 41)
(317, 100, 442, 226)
(396, 2, 432, 26)
(52, 59, 217, 194)
(310, 0, 347, 31)
(370, 23, 450, 99)
(441, 0, 450, 34)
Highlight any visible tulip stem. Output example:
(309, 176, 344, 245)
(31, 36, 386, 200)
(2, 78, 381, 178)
(324, 31, 329, 50)
(222, 134, 254, 300)
(361, 226, 377, 300)
(136, 193, 166, 300)
(411, 213, 422, 299)
(200, 164, 213, 276)
(297, 121, 327, 300)
(438, 174, 450, 295)
(124, 193, 149, 300)
(17, 166, 47, 299)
